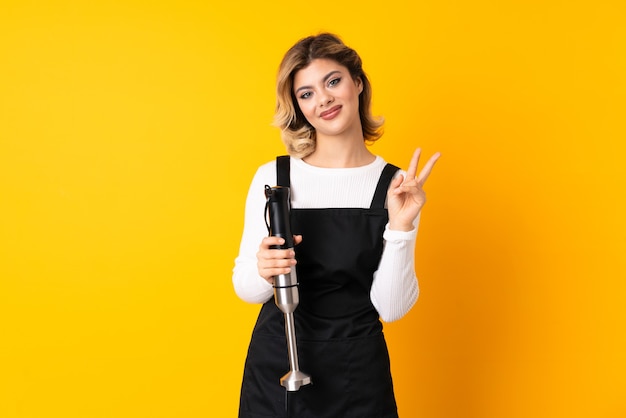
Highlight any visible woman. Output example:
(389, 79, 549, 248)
(233, 33, 439, 418)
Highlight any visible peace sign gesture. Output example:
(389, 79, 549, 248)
(387, 148, 441, 231)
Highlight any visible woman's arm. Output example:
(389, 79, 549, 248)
(232, 164, 276, 303)
(371, 149, 439, 321)
(370, 216, 420, 322)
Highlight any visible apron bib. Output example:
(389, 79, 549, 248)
(239, 157, 400, 418)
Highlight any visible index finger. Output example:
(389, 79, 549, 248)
(261, 236, 285, 248)
(405, 148, 422, 179)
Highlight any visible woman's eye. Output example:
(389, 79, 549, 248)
(328, 77, 341, 87)
(299, 91, 312, 99)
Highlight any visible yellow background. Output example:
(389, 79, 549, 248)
(1, 1, 625, 417)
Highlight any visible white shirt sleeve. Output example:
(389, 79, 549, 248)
(232, 163, 275, 304)
(370, 214, 420, 322)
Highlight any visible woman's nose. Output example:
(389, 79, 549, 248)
(319, 93, 334, 106)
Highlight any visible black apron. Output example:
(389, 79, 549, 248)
(239, 156, 400, 418)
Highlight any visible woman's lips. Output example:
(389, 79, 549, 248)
(320, 105, 342, 120)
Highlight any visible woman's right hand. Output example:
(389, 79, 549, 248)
(257, 235, 303, 285)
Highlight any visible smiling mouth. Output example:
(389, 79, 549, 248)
(320, 105, 342, 120)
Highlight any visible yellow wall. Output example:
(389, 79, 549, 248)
(1, 1, 624, 417)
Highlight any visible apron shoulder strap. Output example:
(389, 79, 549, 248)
(370, 163, 400, 209)
(276, 155, 290, 187)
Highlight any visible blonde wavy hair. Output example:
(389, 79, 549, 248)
(273, 33, 384, 158)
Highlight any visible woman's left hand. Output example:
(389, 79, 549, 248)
(387, 148, 441, 231)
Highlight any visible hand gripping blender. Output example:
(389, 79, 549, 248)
(264, 185, 312, 392)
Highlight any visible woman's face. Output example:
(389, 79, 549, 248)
(293, 58, 363, 139)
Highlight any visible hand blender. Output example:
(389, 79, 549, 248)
(264, 185, 312, 392)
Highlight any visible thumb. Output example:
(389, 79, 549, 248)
(293, 235, 303, 245)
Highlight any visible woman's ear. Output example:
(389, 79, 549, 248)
(355, 77, 364, 94)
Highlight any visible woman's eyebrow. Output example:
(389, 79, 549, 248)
(294, 70, 342, 94)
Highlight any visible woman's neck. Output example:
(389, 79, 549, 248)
(304, 131, 375, 168)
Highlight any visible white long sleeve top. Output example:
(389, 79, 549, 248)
(232, 156, 420, 322)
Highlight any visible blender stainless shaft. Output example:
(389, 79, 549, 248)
(265, 185, 312, 392)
